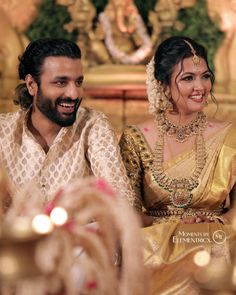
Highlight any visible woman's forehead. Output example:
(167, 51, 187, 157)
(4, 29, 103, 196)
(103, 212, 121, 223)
(172, 57, 209, 76)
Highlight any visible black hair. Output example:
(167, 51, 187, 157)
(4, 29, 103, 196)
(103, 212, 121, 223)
(153, 36, 216, 110)
(154, 36, 214, 86)
(14, 38, 82, 109)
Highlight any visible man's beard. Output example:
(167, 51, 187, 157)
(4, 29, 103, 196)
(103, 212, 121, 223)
(35, 88, 82, 127)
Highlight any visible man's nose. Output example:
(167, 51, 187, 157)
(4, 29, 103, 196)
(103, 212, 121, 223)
(65, 83, 83, 99)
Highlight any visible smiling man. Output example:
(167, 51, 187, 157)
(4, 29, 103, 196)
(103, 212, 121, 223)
(0, 38, 134, 205)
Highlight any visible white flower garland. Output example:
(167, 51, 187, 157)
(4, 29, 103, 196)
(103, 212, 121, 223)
(146, 57, 171, 114)
(99, 12, 152, 64)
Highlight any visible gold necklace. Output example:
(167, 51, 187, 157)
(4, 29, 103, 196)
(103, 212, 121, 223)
(152, 120, 207, 208)
(155, 111, 207, 143)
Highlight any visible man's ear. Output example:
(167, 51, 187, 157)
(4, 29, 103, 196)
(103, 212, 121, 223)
(25, 74, 38, 96)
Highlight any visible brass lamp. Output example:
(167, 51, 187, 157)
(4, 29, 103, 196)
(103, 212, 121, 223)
(0, 166, 52, 287)
(0, 218, 44, 282)
(194, 219, 236, 294)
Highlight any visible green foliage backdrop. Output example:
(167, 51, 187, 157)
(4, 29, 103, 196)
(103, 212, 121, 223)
(169, 0, 223, 70)
(26, 0, 223, 70)
(26, 0, 78, 41)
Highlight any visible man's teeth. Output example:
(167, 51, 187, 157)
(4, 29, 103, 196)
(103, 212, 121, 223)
(59, 103, 74, 108)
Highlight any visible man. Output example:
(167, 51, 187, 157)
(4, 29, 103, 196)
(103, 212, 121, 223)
(0, 38, 134, 205)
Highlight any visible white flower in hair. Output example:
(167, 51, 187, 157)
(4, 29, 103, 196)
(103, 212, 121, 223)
(146, 57, 172, 114)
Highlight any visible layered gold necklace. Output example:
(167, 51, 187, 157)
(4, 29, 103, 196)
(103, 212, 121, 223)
(152, 112, 207, 208)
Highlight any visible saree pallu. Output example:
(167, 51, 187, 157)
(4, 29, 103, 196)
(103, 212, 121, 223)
(143, 223, 235, 294)
(119, 123, 236, 294)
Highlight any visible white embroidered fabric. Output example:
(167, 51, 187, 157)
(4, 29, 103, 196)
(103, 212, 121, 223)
(0, 107, 134, 203)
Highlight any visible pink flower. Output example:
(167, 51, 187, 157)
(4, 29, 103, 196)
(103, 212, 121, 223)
(85, 280, 98, 290)
(94, 179, 116, 198)
(44, 188, 64, 214)
(63, 219, 76, 231)
(44, 202, 55, 215)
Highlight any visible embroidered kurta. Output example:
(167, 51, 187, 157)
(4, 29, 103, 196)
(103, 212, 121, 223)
(0, 107, 134, 203)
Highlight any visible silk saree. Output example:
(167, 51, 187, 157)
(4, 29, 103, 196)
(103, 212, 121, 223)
(119, 123, 236, 294)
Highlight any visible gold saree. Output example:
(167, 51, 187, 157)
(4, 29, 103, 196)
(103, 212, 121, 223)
(119, 123, 236, 294)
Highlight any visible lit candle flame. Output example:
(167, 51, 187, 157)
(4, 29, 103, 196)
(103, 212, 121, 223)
(32, 214, 53, 234)
(194, 250, 210, 267)
(50, 207, 68, 226)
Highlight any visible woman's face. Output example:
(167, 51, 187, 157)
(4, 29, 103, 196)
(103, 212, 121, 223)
(166, 57, 212, 115)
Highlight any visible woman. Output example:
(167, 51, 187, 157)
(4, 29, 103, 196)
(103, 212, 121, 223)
(119, 36, 236, 293)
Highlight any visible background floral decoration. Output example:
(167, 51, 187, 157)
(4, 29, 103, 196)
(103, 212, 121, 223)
(26, 0, 223, 70)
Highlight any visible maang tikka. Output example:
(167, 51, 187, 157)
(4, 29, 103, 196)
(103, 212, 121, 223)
(183, 39, 201, 67)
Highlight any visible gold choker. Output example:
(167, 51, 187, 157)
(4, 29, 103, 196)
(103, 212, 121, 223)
(155, 111, 207, 143)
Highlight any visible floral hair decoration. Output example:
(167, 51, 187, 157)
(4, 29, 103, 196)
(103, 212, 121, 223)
(146, 57, 171, 114)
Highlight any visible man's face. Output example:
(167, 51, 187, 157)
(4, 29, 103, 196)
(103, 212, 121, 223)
(34, 56, 84, 127)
